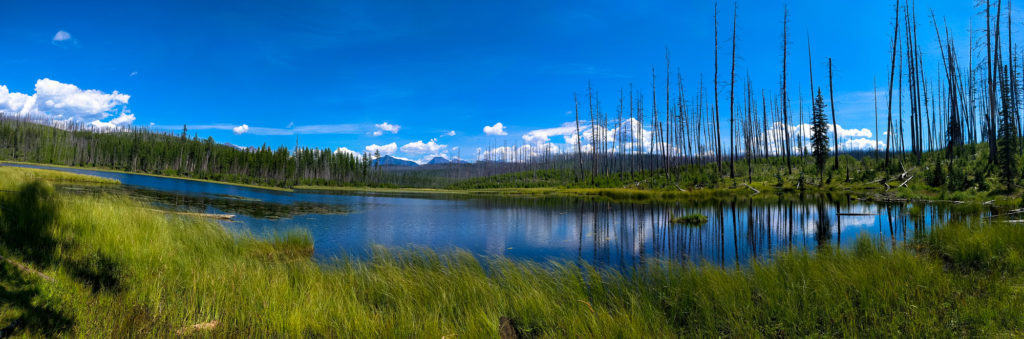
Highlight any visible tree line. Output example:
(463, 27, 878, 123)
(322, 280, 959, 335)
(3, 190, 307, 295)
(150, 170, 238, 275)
(552, 0, 1024, 191)
(5, 0, 1024, 192)
(0, 118, 370, 187)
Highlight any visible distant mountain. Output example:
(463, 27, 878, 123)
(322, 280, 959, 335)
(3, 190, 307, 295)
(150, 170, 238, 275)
(427, 156, 468, 165)
(427, 156, 450, 164)
(372, 155, 418, 167)
(222, 143, 252, 151)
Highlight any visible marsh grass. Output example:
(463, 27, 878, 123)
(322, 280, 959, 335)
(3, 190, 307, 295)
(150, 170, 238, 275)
(0, 166, 118, 187)
(670, 213, 708, 226)
(1, 167, 1024, 336)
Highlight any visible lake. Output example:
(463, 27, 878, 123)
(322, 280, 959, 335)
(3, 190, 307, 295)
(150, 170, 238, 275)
(6, 163, 986, 268)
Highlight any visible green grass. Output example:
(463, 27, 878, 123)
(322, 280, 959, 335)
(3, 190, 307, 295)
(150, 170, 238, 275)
(0, 165, 119, 187)
(1, 166, 1024, 336)
(1, 161, 293, 192)
(670, 213, 708, 226)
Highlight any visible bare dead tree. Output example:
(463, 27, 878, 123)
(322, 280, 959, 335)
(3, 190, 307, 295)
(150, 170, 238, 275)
(828, 58, 840, 173)
(885, 0, 901, 168)
(574, 93, 583, 182)
(780, 5, 792, 174)
(713, 1, 723, 172)
(729, 1, 738, 179)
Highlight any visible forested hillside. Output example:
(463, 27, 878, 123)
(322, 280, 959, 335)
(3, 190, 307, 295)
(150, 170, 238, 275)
(0, 118, 370, 187)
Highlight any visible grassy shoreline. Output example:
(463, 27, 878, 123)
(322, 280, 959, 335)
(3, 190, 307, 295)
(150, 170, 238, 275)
(1, 166, 1024, 335)
(297, 181, 1014, 206)
(0, 161, 294, 192)
(3, 160, 1017, 207)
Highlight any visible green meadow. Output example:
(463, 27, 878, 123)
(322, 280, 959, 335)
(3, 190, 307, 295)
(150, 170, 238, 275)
(0, 166, 1023, 336)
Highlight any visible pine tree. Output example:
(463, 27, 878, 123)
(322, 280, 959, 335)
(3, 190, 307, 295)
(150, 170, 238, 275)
(997, 66, 1018, 187)
(811, 89, 830, 173)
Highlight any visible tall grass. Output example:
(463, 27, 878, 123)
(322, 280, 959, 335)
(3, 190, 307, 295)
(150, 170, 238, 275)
(1, 167, 1023, 336)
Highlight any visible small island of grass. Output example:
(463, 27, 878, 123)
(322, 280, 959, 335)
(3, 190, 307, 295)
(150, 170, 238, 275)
(670, 213, 708, 226)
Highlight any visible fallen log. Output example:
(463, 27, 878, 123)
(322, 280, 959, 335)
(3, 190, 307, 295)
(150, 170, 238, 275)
(898, 175, 914, 188)
(741, 183, 760, 195)
(148, 209, 234, 220)
(176, 320, 219, 335)
(0, 255, 54, 282)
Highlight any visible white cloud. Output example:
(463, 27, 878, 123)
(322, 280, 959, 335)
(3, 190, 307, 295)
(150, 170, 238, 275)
(400, 138, 447, 155)
(334, 147, 360, 157)
(483, 122, 507, 136)
(129, 71, 138, 77)
(522, 122, 576, 144)
(446, 130, 456, 136)
(365, 143, 397, 157)
(752, 122, 882, 154)
(842, 138, 884, 151)
(52, 30, 71, 42)
(476, 143, 561, 162)
(88, 112, 135, 130)
(373, 122, 400, 136)
(0, 79, 131, 129)
(232, 124, 249, 135)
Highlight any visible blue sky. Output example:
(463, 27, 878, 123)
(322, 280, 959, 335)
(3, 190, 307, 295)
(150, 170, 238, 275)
(0, 0, 996, 163)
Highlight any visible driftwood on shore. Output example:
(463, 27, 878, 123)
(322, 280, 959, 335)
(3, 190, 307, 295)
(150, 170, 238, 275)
(176, 320, 219, 335)
(898, 175, 913, 188)
(741, 183, 760, 194)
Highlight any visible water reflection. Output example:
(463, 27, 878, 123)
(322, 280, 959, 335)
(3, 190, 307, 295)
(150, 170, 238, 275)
(5, 163, 989, 268)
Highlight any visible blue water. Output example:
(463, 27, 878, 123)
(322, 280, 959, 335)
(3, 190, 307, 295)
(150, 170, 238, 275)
(6, 163, 979, 268)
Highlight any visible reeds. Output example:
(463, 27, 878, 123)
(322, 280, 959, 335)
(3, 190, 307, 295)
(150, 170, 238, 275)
(1, 167, 1024, 336)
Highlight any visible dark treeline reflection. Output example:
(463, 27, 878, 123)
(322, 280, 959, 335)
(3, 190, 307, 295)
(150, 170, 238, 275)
(452, 194, 984, 268)
(15, 162, 987, 268)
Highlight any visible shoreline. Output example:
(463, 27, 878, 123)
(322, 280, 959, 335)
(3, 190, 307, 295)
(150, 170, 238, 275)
(296, 182, 1011, 206)
(2, 161, 1013, 206)
(0, 161, 294, 192)
(0, 165, 1022, 336)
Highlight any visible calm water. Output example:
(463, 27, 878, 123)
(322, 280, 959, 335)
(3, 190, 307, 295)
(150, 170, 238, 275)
(7, 163, 988, 268)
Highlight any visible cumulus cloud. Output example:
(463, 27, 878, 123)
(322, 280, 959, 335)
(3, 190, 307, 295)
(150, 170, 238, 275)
(476, 143, 560, 162)
(0, 78, 131, 129)
(373, 122, 400, 136)
(365, 143, 397, 157)
(479, 117, 882, 161)
(88, 112, 135, 130)
(842, 138, 884, 151)
(483, 122, 507, 136)
(334, 147, 360, 157)
(400, 138, 447, 155)
(547, 118, 654, 153)
(232, 124, 249, 135)
(446, 130, 456, 136)
(52, 30, 71, 42)
(753, 122, 883, 154)
(51, 30, 77, 47)
(522, 122, 576, 144)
